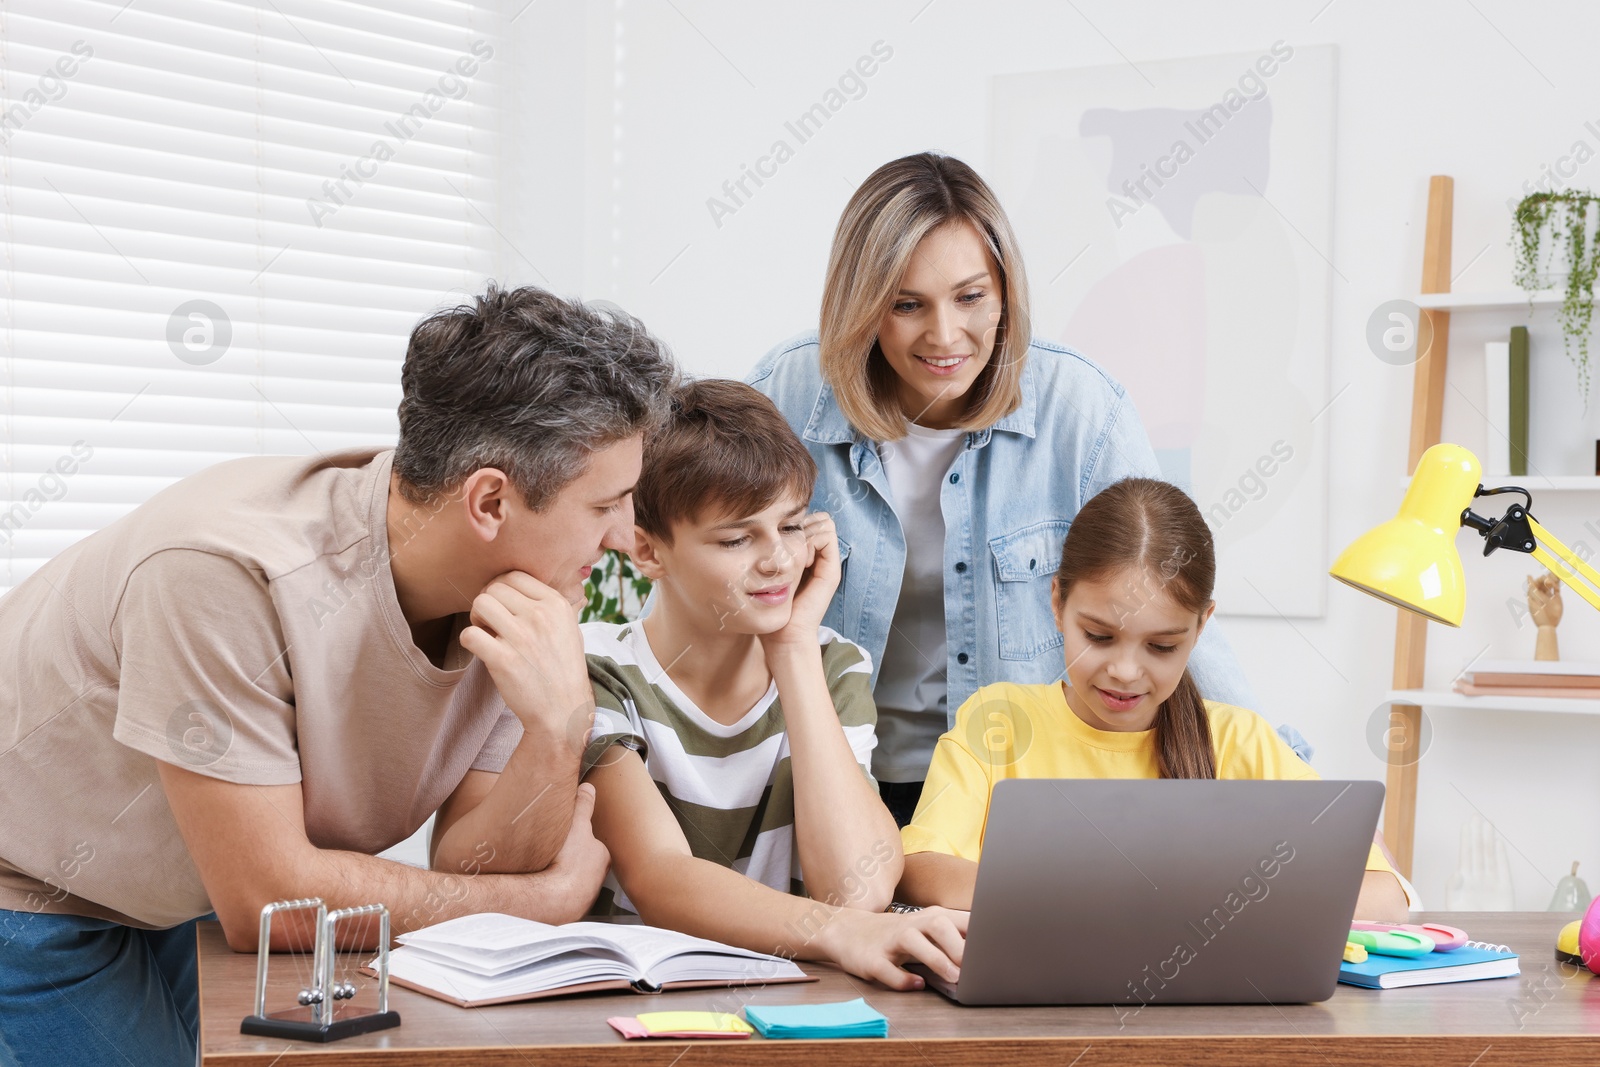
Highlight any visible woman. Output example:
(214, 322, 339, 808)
(748, 152, 1308, 826)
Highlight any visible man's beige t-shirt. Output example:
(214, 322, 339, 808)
(0, 448, 523, 929)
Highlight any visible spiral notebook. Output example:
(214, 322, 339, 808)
(1338, 940, 1519, 989)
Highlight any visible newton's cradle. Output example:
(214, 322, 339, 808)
(239, 897, 402, 1042)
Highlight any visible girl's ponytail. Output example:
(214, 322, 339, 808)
(1152, 668, 1216, 779)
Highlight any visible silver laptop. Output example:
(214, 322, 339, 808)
(914, 779, 1384, 1006)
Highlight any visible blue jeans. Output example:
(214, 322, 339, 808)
(0, 909, 212, 1067)
(879, 780, 924, 829)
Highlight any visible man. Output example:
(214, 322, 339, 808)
(0, 285, 676, 1065)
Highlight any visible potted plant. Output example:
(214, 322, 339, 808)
(1512, 190, 1600, 396)
(581, 547, 653, 624)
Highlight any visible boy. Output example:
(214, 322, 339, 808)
(582, 380, 965, 991)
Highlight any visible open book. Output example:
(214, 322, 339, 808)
(371, 913, 814, 1007)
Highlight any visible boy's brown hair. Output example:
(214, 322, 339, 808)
(634, 379, 817, 542)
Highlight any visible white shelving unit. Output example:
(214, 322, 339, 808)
(1386, 688, 1600, 717)
(1482, 475, 1600, 490)
(1415, 290, 1563, 311)
(1379, 178, 1595, 877)
(1412, 287, 1600, 709)
(1404, 285, 1597, 488)
(1396, 475, 1600, 491)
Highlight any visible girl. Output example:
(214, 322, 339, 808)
(748, 152, 1310, 827)
(895, 477, 1411, 921)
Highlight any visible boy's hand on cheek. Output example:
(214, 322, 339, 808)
(762, 512, 840, 652)
(460, 571, 593, 746)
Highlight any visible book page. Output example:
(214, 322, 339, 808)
(594, 924, 805, 986)
(646, 950, 808, 987)
(386, 947, 638, 1001)
(397, 913, 638, 974)
(397, 940, 634, 979)
(390, 913, 805, 992)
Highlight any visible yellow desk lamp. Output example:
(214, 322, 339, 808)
(1330, 443, 1600, 624)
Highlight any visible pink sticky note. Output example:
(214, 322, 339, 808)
(608, 1017, 652, 1039)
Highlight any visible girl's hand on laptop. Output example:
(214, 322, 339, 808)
(818, 905, 967, 991)
(462, 570, 592, 744)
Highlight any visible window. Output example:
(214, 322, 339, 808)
(0, 0, 499, 594)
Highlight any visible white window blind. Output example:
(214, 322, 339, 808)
(0, 0, 499, 595)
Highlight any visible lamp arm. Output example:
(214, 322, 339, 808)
(1528, 517, 1600, 614)
(1474, 484, 1533, 510)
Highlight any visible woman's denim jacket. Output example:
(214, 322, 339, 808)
(748, 331, 1311, 762)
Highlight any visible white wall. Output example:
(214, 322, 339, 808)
(507, 0, 1600, 909)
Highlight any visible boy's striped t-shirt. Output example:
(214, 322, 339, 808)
(580, 620, 878, 915)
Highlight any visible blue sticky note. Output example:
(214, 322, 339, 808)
(744, 998, 888, 1039)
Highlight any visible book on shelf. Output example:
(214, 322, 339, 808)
(1509, 325, 1529, 477)
(368, 912, 813, 1007)
(1453, 680, 1600, 699)
(1458, 660, 1600, 689)
(1484, 341, 1511, 477)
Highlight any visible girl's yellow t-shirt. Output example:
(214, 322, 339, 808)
(901, 681, 1397, 878)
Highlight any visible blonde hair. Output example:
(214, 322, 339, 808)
(819, 153, 1032, 442)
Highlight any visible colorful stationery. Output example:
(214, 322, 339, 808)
(743, 998, 888, 1039)
(1339, 940, 1519, 989)
(1350, 920, 1469, 952)
(608, 1012, 754, 1039)
(1347, 928, 1434, 957)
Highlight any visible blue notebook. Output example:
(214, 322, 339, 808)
(1339, 940, 1519, 989)
(743, 998, 888, 1039)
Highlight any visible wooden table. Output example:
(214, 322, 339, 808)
(200, 912, 1600, 1065)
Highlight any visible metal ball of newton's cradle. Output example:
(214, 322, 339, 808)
(298, 980, 357, 1005)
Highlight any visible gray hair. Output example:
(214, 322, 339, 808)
(394, 285, 677, 509)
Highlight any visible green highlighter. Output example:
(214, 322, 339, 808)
(1347, 928, 1435, 957)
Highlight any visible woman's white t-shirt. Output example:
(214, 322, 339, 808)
(872, 421, 966, 782)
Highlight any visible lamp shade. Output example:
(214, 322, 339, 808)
(1328, 443, 1482, 626)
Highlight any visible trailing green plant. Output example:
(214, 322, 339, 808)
(580, 547, 653, 624)
(1512, 190, 1600, 397)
